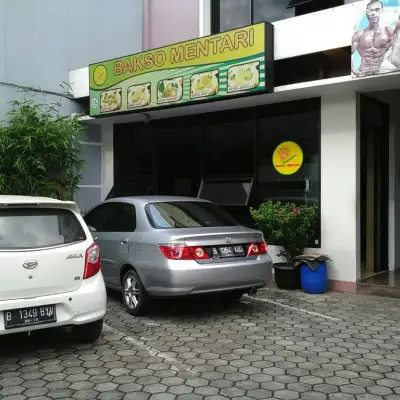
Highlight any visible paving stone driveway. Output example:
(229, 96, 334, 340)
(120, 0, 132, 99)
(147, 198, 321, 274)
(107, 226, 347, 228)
(1, 288, 400, 400)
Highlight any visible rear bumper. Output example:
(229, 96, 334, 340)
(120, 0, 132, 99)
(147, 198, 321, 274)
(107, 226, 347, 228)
(145, 254, 273, 297)
(0, 273, 107, 336)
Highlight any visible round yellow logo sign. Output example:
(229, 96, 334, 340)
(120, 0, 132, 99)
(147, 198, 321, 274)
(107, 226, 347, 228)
(272, 141, 303, 175)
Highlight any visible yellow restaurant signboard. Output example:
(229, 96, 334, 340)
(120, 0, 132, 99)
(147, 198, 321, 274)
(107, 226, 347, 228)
(273, 141, 304, 175)
(89, 22, 273, 116)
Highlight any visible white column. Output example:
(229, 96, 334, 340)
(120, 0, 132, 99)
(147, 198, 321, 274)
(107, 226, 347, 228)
(101, 122, 114, 200)
(389, 104, 396, 272)
(320, 92, 359, 283)
(199, 0, 211, 37)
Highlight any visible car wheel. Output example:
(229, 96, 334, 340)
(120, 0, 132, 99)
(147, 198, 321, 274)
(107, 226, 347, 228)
(122, 270, 150, 316)
(73, 318, 103, 343)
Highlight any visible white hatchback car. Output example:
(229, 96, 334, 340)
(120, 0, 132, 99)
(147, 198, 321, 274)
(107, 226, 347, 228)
(0, 196, 107, 342)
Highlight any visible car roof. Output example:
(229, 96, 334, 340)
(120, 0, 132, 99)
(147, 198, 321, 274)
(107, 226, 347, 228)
(0, 195, 80, 212)
(105, 195, 210, 205)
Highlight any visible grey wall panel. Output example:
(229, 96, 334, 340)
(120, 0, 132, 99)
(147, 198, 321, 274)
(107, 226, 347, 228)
(0, 0, 6, 82)
(74, 187, 102, 214)
(80, 124, 101, 143)
(0, 0, 143, 207)
(0, 86, 83, 120)
(80, 144, 102, 186)
(1, 0, 143, 93)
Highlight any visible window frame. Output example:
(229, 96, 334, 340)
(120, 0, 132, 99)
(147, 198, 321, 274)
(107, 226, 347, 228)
(211, 0, 344, 33)
(145, 201, 239, 230)
(211, 0, 221, 34)
(84, 203, 111, 232)
(84, 202, 137, 233)
(255, 100, 321, 247)
(0, 208, 87, 250)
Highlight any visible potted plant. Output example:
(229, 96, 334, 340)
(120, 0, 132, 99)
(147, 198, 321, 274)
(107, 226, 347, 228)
(250, 201, 318, 290)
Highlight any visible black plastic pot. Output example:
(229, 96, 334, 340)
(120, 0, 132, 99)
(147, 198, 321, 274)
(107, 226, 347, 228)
(273, 262, 301, 290)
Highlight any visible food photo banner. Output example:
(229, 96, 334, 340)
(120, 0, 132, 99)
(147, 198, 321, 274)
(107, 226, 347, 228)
(89, 22, 273, 116)
(352, 0, 400, 77)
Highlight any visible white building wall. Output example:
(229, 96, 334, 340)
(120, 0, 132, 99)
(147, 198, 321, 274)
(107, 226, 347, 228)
(273, 1, 366, 60)
(199, 0, 211, 37)
(389, 105, 396, 272)
(320, 93, 359, 285)
(101, 123, 114, 201)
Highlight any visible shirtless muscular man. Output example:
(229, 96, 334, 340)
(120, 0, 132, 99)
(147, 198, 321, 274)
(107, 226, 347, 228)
(389, 13, 400, 67)
(351, 0, 394, 76)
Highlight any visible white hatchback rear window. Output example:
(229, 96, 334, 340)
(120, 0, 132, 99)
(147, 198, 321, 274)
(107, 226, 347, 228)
(0, 208, 86, 249)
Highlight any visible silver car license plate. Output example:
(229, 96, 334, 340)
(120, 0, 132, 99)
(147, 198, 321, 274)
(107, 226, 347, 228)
(4, 305, 57, 330)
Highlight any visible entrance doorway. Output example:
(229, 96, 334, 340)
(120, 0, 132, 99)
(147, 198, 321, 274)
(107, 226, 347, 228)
(360, 95, 389, 279)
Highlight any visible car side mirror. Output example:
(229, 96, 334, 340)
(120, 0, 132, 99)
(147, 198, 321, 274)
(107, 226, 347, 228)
(88, 225, 97, 232)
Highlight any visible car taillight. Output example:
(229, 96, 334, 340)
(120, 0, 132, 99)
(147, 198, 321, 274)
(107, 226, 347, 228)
(84, 243, 100, 279)
(189, 246, 210, 260)
(159, 244, 210, 260)
(247, 241, 267, 256)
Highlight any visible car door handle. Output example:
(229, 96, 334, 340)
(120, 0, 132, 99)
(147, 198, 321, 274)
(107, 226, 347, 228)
(121, 240, 128, 245)
(93, 236, 98, 240)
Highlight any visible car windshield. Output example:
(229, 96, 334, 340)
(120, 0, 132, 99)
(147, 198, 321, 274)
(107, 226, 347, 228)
(145, 201, 239, 229)
(0, 208, 86, 249)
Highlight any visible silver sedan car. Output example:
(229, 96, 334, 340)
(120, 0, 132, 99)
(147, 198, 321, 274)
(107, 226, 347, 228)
(84, 196, 273, 315)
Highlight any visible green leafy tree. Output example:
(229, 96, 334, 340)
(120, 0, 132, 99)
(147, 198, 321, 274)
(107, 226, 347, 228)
(0, 89, 84, 200)
(250, 201, 318, 264)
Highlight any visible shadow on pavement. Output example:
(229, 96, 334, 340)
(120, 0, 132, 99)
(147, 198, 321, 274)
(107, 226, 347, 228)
(107, 288, 258, 319)
(0, 327, 78, 359)
(0, 292, 262, 359)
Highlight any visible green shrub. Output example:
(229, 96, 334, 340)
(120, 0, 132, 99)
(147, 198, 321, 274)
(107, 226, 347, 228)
(0, 89, 84, 200)
(250, 201, 318, 264)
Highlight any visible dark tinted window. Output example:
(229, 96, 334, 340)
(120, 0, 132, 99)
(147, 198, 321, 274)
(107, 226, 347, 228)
(106, 203, 136, 232)
(212, 0, 344, 33)
(199, 180, 253, 206)
(145, 201, 239, 229)
(204, 120, 254, 176)
(219, 0, 251, 32)
(0, 208, 86, 249)
(257, 106, 321, 245)
(253, 0, 294, 23)
(85, 203, 136, 232)
(84, 204, 111, 232)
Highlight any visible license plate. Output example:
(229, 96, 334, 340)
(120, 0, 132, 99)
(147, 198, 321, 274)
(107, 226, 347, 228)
(4, 305, 57, 330)
(213, 245, 245, 258)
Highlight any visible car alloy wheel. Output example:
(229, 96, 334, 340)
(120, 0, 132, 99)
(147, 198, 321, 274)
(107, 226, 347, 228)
(122, 270, 151, 316)
(124, 274, 140, 310)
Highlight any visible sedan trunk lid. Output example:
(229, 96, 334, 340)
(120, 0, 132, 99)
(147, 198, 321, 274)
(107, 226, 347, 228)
(168, 226, 263, 247)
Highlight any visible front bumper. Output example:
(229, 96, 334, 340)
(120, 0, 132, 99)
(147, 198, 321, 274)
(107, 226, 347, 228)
(0, 273, 107, 335)
(145, 254, 273, 297)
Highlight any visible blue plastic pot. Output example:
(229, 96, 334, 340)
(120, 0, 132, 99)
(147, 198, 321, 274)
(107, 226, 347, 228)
(300, 261, 328, 294)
